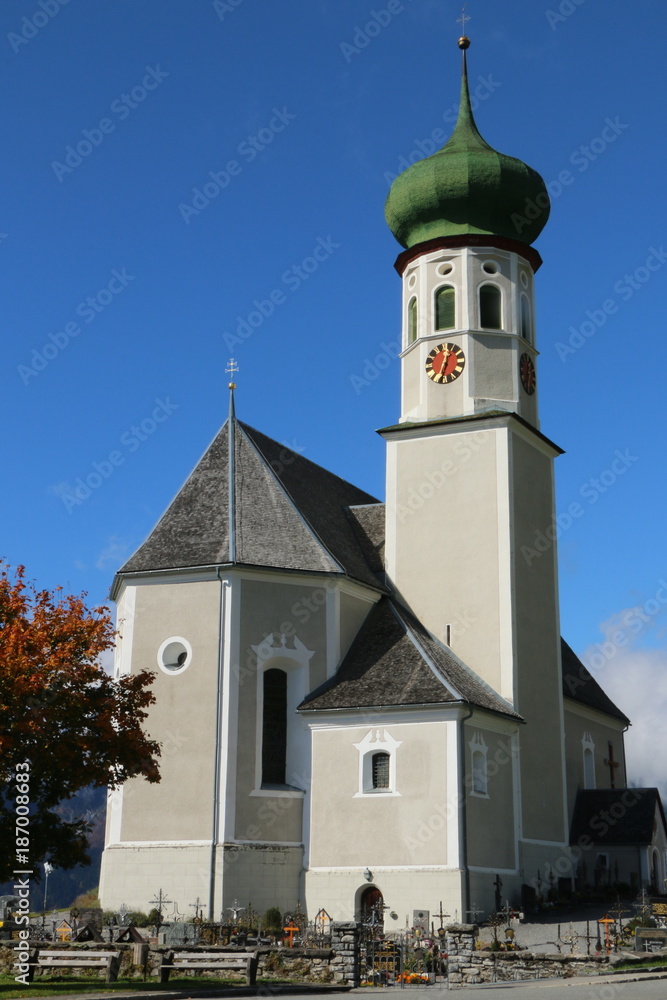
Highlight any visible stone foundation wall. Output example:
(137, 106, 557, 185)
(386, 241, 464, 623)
(445, 924, 610, 987)
(0, 929, 360, 986)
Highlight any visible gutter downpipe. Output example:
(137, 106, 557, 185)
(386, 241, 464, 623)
(458, 701, 474, 922)
(209, 385, 237, 920)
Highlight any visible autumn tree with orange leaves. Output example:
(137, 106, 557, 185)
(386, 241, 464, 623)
(0, 563, 160, 882)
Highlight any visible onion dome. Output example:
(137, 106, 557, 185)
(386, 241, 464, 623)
(385, 40, 550, 249)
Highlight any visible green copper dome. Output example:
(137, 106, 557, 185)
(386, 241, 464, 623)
(385, 47, 550, 248)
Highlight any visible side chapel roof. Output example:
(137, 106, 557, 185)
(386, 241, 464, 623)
(299, 596, 522, 720)
(570, 788, 667, 846)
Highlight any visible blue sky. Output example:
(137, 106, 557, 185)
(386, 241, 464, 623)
(2, 0, 665, 792)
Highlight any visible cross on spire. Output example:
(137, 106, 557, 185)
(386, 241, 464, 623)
(457, 4, 471, 34)
(226, 357, 239, 388)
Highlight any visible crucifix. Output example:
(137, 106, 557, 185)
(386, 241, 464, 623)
(604, 742, 620, 788)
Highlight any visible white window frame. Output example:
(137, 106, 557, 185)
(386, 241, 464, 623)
(354, 729, 401, 798)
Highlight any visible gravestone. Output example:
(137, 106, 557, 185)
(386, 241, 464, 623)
(635, 927, 667, 953)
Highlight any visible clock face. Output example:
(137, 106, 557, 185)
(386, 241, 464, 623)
(520, 353, 536, 395)
(425, 342, 465, 384)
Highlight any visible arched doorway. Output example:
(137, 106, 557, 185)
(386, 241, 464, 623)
(359, 885, 384, 928)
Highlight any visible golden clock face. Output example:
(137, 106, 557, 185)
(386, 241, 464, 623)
(425, 343, 465, 384)
(520, 353, 536, 395)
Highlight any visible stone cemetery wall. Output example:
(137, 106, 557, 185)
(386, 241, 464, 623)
(445, 924, 611, 987)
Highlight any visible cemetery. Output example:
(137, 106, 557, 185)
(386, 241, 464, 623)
(3, 891, 667, 989)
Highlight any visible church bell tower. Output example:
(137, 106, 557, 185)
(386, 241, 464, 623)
(382, 36, 569, 853)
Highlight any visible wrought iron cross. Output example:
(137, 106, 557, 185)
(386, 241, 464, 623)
(604, 742, 620, 788)
(436, 900, 450, 929)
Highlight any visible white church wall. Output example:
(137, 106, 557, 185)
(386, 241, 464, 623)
(510, 429, 568, 846)
(308, 718, 451, 870)
(465, 725, 517, 871)
(384, 422, 504, 690)
(116, 578, 222, 844)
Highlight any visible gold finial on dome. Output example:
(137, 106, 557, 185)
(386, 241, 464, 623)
(458, 36, 471, 50)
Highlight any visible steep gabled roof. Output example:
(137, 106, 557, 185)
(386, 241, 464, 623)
(561, 639, 630, 724)
(299, 596, 522, 720)
(570, 788, 667, 846)
(117, 417, 383, 590)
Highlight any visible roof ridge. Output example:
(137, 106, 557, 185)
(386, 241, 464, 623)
(393, 600, 521, 719)
(237, 423, 344, 575)
(388, 602, 462, 702)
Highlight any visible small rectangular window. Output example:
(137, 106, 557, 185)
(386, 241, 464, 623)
(372, 752, 390, 789)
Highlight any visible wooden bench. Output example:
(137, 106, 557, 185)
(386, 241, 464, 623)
(25, 948, 121, 982)
(158, 950, 258, 984)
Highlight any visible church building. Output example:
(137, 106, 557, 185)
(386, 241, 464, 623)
(99, 37, 666, 926)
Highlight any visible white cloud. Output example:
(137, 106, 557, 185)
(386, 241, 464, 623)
(95, 535, 128, 571)
(580, 600, 667, 802)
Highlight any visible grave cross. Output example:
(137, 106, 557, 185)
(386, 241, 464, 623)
(189, 897, 205, 922)
(436, 901, 451, 929)
(466, 902, 482, 923)
(604, 742, 620, 788)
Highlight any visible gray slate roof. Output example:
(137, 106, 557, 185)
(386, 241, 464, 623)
(119, 418, 382, 590)
(570, 788, 667, 846)
(561, 639, 630, 724)
(299, 596, 522, 719)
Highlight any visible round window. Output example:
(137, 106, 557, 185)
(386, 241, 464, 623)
(520, 271, 529, 289)
(482, 260, 499, 275)
(407, 272, 417, 289)
(157, 636, 192, 675)
(437, 261, 454, 277)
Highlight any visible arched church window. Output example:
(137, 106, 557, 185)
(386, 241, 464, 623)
(372, 752, 390, 789)
(472, 750, 487, 795)
(583, 748, 595, 789)
(435, 285, 456, 331)
(408, 296, 418, 344)
(582, 733, 596, 789)
(520, 295, 532, 342)
(479, 284, 502, 330)
(262, 668, 287, 785)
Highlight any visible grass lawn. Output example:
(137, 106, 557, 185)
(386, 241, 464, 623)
(0, 976, 297, 999)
